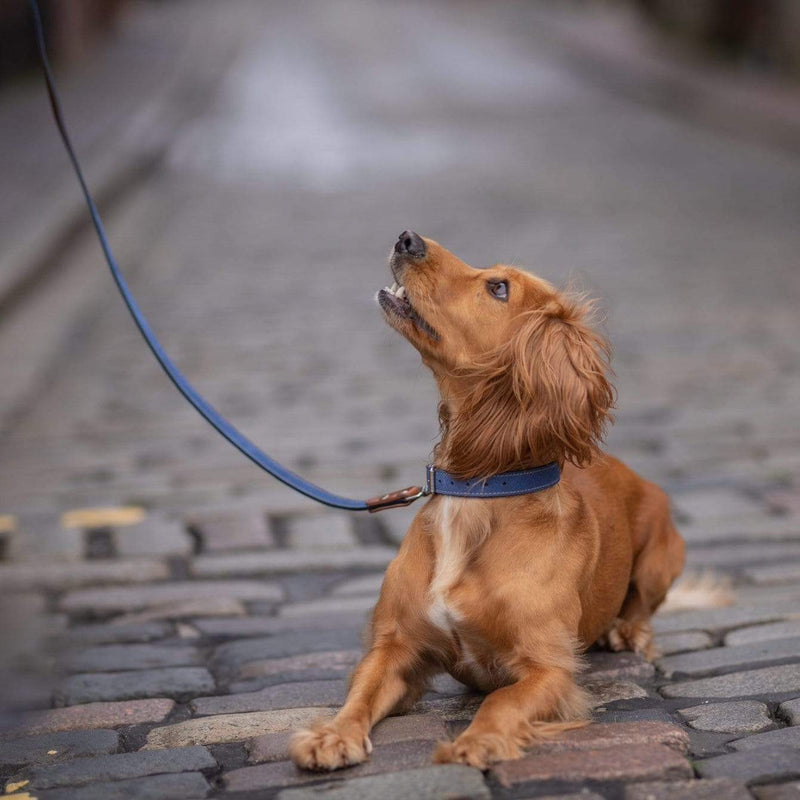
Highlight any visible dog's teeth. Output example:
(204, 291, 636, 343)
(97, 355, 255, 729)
(396, 286, 406, 300)
(390, 282, 399, 293)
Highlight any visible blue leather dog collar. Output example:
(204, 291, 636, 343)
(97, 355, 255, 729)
(426, 462, 561, 498)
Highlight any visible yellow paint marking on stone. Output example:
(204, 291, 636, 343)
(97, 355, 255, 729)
(46, 750, 57, 755)
(0, 515, 17, 534)
(4, 778, 29, 793)
(60, 507, 146, 530)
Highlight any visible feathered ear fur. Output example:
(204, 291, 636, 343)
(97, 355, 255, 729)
(440, 294, 615, 478)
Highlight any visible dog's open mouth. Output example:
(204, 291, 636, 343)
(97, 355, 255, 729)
(378, 282, 440, 341)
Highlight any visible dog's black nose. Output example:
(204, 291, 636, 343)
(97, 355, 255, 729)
(395, 230, 426, 258)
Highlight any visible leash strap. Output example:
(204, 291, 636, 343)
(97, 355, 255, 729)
(29, 0, 561, 514)
(29, 0, 392, 511)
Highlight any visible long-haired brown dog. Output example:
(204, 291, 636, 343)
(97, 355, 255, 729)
(291, 232, 685, 771)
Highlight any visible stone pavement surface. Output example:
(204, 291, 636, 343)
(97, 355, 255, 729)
(2, 0, 800, 797)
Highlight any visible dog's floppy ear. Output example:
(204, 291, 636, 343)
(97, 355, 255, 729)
(443, 294, 614, 477)
(510, 295, 615, 466)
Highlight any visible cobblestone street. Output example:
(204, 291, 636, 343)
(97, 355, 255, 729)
(1, 0, 800, 797)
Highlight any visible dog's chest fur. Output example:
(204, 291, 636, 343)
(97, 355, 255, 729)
(427, 496, 499, 686)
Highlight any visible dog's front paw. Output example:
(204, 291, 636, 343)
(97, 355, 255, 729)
(433, 733, 520, 770)
(290, 721, 372, 771)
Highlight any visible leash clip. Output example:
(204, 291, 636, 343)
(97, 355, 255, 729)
(365, 485, 428, 513)
(426, 464, 437, 495)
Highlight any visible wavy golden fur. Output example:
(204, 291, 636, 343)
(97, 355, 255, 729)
(439, 296, 615, 477)
(290, 234, 685, 771)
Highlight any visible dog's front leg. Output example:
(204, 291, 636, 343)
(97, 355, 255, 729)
(434, 665, 589, 769)
(290, 637, 425, 771)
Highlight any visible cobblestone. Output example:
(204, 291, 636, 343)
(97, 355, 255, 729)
(725, 621, 800, 647)
(60, 644, 203, 673)
(731, 725, 800, 750)
(624, 779, 754, 800)
(411, 696, 485, 721)
(192, 613, 366, 640)
(188, 509, 275, 552)
(677, 701, 773, 734)
(223, 740, 455, 792)
(766, 491, 800, 516)
(285, 514, 358, 549)
(191, 679, 347, 716)
(657, 637, 800, 678)
(55, 668, 215, 706)
(535, 794, 605, 800)
(245, 731, 293, 764)
(8, 746, 216, 791)
(752, 783, 800, 800)
(143, 708, 331, 749)
(5, 699, 176, 738)
(653, 604, 800, 635)
(686, 542, 800, 569)
(331, 574, 385, 596)
(6, 517, 83, 562)
(273, 765, 490, 800)
(58, 622, 173, 646)
(235, 650, 361, 682)
(662, 664, 800, 699)
(673, 488, 764, 520)
(595, 708, 676, 726)
(277, 595, 377, 618)
(525, 722, 689, 755)
(780, 697, 800, 724)
(491, 743, 692, 787)
(0, 729, 119, 768)
(244, 715, 451, 765)
(212, 630, 363, 673)
(0, 560, 170, 592)
(580, 678, 649, 704)
(34, 772, 211, 800)
(371, 714, 448, 746)
(586, 651, 656, 682)
(60, 581, 283, 615)
(735, 584, 800, 606)
(112, 518, 193, 557)
(655, 631, 713, 655)
(190, 547, 396, 577)
(679, 517, 800, 544)
(114, 598, 247, 624)
(696, 747, 800, 784)
(746, 563, 800, 585)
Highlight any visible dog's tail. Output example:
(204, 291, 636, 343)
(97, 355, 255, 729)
(659, 570, 735, 613)
(526, 718, 590, 739)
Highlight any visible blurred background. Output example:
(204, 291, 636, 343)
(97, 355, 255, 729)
(1, 0, 799, 744)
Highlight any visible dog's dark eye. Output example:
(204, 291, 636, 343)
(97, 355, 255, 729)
(487, 280, 508, 302)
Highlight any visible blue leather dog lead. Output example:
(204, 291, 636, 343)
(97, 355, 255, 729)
(29, 0, 560, 513)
